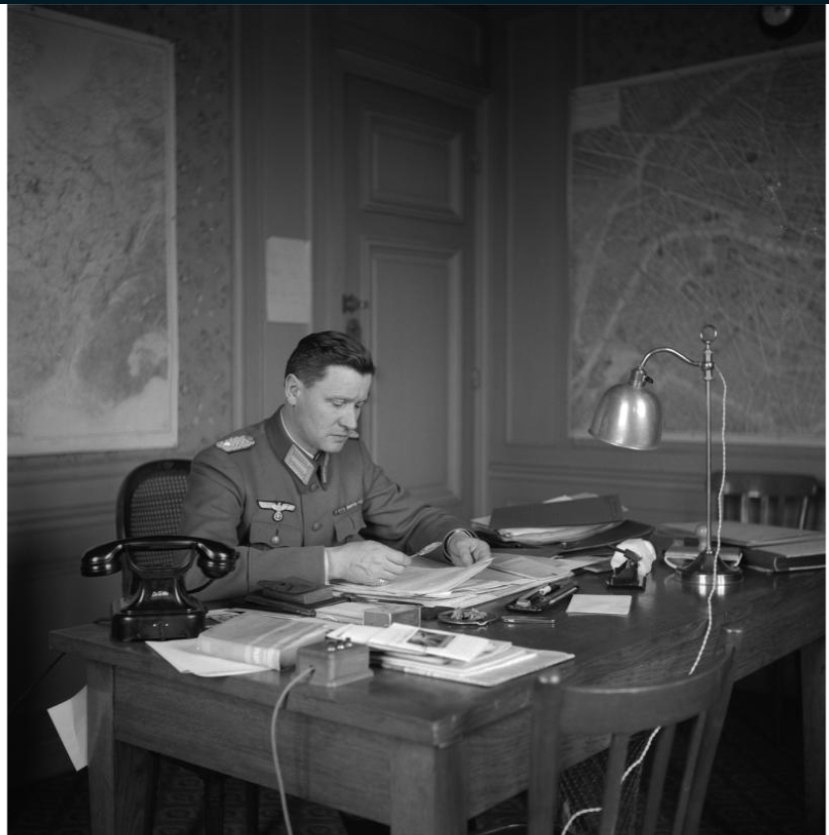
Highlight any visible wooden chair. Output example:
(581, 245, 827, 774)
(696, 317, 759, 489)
(711, 471, 821, 530)
(711, 470, 821, 739)
(116, 459, 258, 835)
(477, 627, 742, 835)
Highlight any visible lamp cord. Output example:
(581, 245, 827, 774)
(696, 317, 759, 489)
(561, 370, 729, 835)
(270, 666, 315, 835)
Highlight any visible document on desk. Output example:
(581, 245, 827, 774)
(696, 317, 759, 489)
(566, 594, 632, 616)
(147, 638, 272, 676)
(332, 555, 493, 598)
(379, 645, 575, 687)
(326, 622, 498, 663)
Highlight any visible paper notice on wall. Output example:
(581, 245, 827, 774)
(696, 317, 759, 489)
(266, 236, 312, 323)
(47, 687, 88, 771)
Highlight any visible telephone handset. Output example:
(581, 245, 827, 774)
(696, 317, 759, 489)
(81, 535, 239, 642)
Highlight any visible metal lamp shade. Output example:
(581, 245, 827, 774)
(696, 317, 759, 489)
(588, 368, 663, 450)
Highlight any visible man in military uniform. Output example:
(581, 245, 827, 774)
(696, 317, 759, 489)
(181, 330, 490, 598)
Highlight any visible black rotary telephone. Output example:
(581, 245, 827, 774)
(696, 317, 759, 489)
(81, 535, 239, 642)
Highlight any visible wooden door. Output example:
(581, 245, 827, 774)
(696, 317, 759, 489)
(342, 75, 479, 518)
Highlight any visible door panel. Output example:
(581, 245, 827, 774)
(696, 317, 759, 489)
(368, 240, 462, 504)
(344, 75, 476, 517)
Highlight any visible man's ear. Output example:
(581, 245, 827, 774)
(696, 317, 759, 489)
(284, 373, 302, 405)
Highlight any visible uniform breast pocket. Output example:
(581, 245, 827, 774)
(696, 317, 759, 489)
(249, 509, 303, 548)
(333, 508, 365, 544)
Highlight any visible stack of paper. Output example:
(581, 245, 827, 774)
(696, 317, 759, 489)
(148, 610, 330, 676)
(332, 555, 493, 599)
(330, 550, 602, 611)
(326, 622, 574, 687)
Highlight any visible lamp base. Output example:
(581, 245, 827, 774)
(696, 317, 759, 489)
(679, 549, 742, 587)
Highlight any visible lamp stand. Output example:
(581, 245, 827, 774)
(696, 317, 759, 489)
(678, 331, 741, 587)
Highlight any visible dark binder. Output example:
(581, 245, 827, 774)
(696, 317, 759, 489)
(489, 494, 624, 531)
(742, 539, 825, 573)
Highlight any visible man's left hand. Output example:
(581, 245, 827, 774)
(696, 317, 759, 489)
(445, 531, 491, 566)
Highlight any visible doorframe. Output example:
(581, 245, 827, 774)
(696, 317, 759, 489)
(311, 20, 492, 516)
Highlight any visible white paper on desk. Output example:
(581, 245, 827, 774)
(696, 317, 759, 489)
(146, 638, 270, 677)
(567, 594, 632, 616)
(333, 555, 493, 598)
(490, 552, 567, 579)
(491, 552, 606, 578)
(47, 687, 88, 771)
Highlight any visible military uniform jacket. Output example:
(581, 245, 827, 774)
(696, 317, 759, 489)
(180, 407, 469, 599)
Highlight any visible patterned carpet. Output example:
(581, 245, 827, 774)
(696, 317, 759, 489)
(8, 688, 809, 834)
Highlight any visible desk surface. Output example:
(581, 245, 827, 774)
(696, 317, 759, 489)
(52, 562, 825, 835)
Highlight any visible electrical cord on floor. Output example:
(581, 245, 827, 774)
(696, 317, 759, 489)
(270, 665, 316, 835)
(561, 373, 730, 835)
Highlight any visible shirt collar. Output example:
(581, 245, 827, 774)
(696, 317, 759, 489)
(267, 407, 328, 487)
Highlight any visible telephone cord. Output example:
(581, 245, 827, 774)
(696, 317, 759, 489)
(270, 665, 316, 835)
(562, 370, 729, 835)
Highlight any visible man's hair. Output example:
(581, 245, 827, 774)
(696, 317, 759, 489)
(285, 330, 375, 385)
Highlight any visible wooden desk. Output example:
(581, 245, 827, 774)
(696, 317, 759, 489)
(51, 563, 825, 835)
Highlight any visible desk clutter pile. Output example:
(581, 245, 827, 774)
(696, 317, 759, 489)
(148, 608, 574, 686)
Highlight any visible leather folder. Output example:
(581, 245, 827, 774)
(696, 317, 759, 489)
(489, 494, 624, 531)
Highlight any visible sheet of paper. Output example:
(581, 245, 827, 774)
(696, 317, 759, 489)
(146, 638, 271, 676)
(265, 236, 311, 323)
(490, 552, 568, 579)
(47, 687, 88, 770)
(566, 594, 632, 616)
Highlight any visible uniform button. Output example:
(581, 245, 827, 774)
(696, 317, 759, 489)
(311, 522, 322, 532)
(271, 534, 280, 545)
(310, 483, 319, 492)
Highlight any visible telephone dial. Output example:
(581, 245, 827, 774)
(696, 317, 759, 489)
(81, 535, 238, 642)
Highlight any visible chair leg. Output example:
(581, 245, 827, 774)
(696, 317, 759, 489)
(244, 781, 259, 834)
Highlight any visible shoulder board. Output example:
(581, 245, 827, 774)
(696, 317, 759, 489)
(216, 434, 255, 453)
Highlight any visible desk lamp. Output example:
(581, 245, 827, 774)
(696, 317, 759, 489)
(589, 324, 741, 587)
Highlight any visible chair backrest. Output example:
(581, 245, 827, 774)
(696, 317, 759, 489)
(711, 471, 821, 530)
(116, 459, 192, 538)
(116, 459, 192, 593)
(525, 627, 742, 835)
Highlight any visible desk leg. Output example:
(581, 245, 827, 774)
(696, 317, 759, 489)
(800, 636, 825, 835)
(389, 740, 465, 835)
(86, 660, 151, 835)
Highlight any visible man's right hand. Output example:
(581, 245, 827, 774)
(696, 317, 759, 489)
(326, 541, 412, 585)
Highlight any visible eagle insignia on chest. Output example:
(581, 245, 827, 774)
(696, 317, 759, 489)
(258, 500, 297, 522)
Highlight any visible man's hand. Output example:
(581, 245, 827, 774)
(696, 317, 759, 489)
(327, 541, 412, 585)
(445, 531, 491, 567)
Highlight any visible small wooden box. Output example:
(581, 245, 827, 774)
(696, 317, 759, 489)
(296, 641, 373, 687)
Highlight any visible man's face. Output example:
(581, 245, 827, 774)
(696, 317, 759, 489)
(284, 365, 372, 454)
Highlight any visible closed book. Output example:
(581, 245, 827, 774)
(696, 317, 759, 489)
(743, 539, 825, 573)
(195, 612, 330, 669)
(490, 494, 623, 531)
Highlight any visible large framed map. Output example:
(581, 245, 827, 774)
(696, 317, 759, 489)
(568, 44, 824, 446)
(8, 7, 177, 455)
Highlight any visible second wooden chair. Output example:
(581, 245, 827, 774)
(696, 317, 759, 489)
(477, 626, 742, 835)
